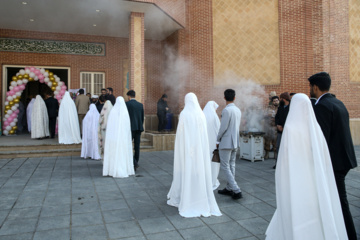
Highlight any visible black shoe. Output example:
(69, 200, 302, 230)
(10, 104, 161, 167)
(273, 165, 276, 169)
(232, 192, 243, 200)
(218, 188, 233, 196)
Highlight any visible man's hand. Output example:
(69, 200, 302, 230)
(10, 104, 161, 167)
(277, 125, 283, 132)
(165, 107, 169, 111)
(216, 144, 219, 149)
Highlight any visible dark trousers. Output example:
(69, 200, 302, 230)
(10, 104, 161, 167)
(132, 130, 142, 167)
(49, 117, 57, 138)
(157, 114, 167, 132)
(334, 169, 357, 240)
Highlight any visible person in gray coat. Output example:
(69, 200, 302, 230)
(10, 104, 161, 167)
(216, 89, 242, 200)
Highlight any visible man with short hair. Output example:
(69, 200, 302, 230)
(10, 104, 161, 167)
(157, 94, 169, 132)
(264, 96, 279, 159)
(75, 89, 90, 134)
(274, 92, 290, 169)
(309, 72, 358, 240)
(101, 88, 107, 98)
(216, 89, 242, 200)
(125, 90, 144, 171)
(44, 91, 59, 138)
(106, 87, 116, 105)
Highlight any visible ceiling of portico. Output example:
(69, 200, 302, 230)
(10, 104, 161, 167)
(0, 0, 183, 40)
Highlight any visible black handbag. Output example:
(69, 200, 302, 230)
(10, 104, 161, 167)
(212, 149, 220, 163)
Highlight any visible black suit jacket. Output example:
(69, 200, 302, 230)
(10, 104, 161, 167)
(275, 104, 290, 133)
(45, 97, 59, 118)
(105, 94, 116, 105)
(313, 93, 357, 171)
(125, 99, 144, 132)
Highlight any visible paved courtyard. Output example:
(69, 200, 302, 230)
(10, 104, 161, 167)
(0, 147, 359, 240)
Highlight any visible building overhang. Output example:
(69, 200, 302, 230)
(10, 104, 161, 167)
(0, 0, 183, 40)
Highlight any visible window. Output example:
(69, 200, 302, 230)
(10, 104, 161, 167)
(80, 72, 105, 95)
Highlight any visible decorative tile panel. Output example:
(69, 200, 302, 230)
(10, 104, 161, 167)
(0, 38, 105, 56)
(350, 0, 360, 83)
(212, 0, 280, 85)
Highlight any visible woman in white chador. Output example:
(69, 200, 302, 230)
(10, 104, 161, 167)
(98, 100, 113, 161)
(31, 95, 50, 139)
(103, 96, 134, 178)
(26, 97, 35, 132)
(58, 92, 81, 144)
(203, 101, 221, 190)
(167, 93, 221, 218)
(265, 94, 347, 240)
(81, 104, 101, 160)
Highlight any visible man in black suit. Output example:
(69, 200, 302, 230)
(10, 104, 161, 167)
(309, 72, 358, 240)
(125, 90, 144, 171)
(105, 87, 116, 105)
(44, 91, 59, 139)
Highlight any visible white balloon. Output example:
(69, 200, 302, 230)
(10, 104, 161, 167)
(56, 86, 61, 91)
(44, 72, 49, 77)
(34, 76, 38, 80)
(40, 68, 45, 73)
(29, 72, 35, 78)
(16, 73, 19, 76)
(48, 82, 52, 87)
(11, 81, 17, 87)
(58, 99, 62, 104)
(15, 103, 19, 108)
(44, 77, 49, 83)
(14, 119, 18, 123)
(16, 92, 21, 97)
(5, 114, 9, 119)
(7, 96, 13, 101)
(5, 101, 8, 105)
(23, 79, 28, 84)
(7, 110, 13, 115)
(11, 106, 17, 111)
(17, 80, 23, 85)
(58, 81, 64, 86)
(3, 118, 6, 122)
(3, 130, 9, 135)
(19, 69, 25, 75)
(6, 126, 11, 131)
(25, 69, 31, 74)
(54, 91, 59, 96)
(9, 86, 13, 90)
(10, 122, 15, 127)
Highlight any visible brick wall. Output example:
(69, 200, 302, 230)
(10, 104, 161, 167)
(0, 29, 163, 114)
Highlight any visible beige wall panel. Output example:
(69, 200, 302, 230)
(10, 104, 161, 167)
(213, 0, 280, 85)
(133, 16, 143, 99)
(350, 119, 360, 145)
(350, 0, 360, 83)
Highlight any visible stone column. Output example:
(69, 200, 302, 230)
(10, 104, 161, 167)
(129, 12, 145, 104)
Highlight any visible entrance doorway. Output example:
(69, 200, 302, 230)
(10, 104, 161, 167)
(2, 65, 70, 134)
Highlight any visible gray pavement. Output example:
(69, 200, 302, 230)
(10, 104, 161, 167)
(0, 147, 359, 240)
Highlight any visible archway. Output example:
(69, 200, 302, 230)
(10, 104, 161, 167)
(3, 66, 67, 136)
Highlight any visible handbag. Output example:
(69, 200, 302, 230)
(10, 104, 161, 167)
(212, 149, 220, 163)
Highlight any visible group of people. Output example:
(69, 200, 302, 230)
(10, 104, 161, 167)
(78, 89, 144, 177)
(25, 91, 59, 139)
(166, 72, 357, 240)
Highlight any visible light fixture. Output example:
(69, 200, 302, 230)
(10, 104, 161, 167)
(93, 24, 97, 27)
(29, 19, 34, 22)
(96, 9, 100, 12)
(22, 2, 27, 5)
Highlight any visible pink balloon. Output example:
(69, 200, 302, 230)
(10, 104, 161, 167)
(9, 90, 14, 96)
(35, 69, 40, 75)
(15, 109, 20, 114)
(19, 85, 25, 90)
(13, 86, 20, 92)
(6, 92, 10, 96)
(30, 67, 35, 72)
(60, 89, 65, 95)
(38, 74, 44, 80)
(25, 67, 30, 71)
(39, 79, 45, 83)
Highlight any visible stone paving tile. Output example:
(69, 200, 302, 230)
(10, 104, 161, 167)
(146, 230, 184, 240)
(40, 204, 70, 217)
(102, 208, 135, 223)
(106, 220, 144, 239)
(237, 217, 270, 235)
(0, 217, 38, 235)
(138, 216, 175, 234)
(167, 214, 205, 230)
(0, 233, 33, 240)
(71, 211, 103, 227)
(8, 206, 41, 220)
(178, 226, 221, 240)
(72, 224, 108, 240)
(208, 221, 253, 240)
(33, 228, 70, 240)
(36, 215, 70, 231)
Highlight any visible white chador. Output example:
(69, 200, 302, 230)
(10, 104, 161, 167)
(31, 95, 50, 139)
(26, 98, 35, 132)
(103, 97, 134, 178)
(167, 93, 222, 218)
(203, 101, 221, 190)
(265, 94, 347, 240)
(98, 100, 113, 161)
(58, 92, 81, 144)
(81, 104, 101, 160)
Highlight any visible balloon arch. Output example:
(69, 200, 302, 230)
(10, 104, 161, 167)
(3, 66, 67, 136)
